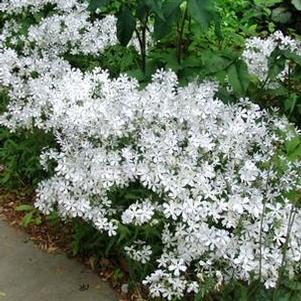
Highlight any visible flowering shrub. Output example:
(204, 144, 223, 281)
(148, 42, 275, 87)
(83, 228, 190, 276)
(3, 64, 301, 298)
(1, 1, 301, 300)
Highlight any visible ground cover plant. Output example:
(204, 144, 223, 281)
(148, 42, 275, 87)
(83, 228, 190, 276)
(0, 0, 301, 300)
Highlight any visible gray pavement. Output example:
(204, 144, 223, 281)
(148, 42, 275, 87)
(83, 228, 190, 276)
(0, 218, 117, 301)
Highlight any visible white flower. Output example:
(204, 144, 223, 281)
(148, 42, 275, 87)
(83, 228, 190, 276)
(239, 160, 259, 182)
(168, 259, 187, 276)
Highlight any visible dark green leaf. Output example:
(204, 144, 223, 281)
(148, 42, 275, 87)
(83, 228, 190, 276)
(136, 1, 150, 21)
(268, 48, 286, 80)
(117, 224, 131, 244)
(187, 0, 213, 27)
(117, 6, 136, 46)
(153, 0, 182, 40)
(145, 0, 165, 20)
(271, 7, 292, 23)
(227, 60, 250, 95)
(202, 52, 234, 75)
(292, 0, 301, 10)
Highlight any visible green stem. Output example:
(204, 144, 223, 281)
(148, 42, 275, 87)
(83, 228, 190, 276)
(176, 6, 187, 65)
(258, 202, 266, 281)
(278, 206, 296, 282)
(259, 169, 271, 281)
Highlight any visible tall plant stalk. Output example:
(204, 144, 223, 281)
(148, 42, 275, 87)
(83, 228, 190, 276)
(176, 6, 188, 65)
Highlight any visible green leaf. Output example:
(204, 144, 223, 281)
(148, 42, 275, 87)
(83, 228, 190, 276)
(239, 284, 248, 301)
(202, 52, 234, 75)
(228, 60, 250, 95)
(35, 216, 42, 225)
(284, 94, 298, 116)
(254, 0, 283, 6)
(153, 0, 182, 40)
(117, 224, 131, 244)
(136, 1, 150, 21)
(105, 237, 116, 257)
(194, 291, 202, 301)
(187, 0, 213, 27)
(292, 0, 301, 10)
(283, 51, 301, 66)
(87, 0, 110, 11)
(268, 48, 286, 80)
(271, 7, 292, 23)
(22, 212, 34, 227)
(16, 204, 34, 212)
(117, 6, 136, 46)
(214, 13, 223, 40)
(285, 279, 301, 290)
(285, 136, 301, 155)
(145, 0, 165, 20)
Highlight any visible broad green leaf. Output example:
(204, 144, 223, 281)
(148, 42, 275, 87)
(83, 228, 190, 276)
(292, 0, 301, 10)
(202, 53, 234, 75)
(271, 7, 292, 23)
(227, 60, 250, 95)
(16, 204, 34, 212)
(117, 6, 136, 46)
(187, 0, 213, 27)
(153, 0, 182, 40)
(87, 0, 110, 11)
(145, 0, 165, 20)
(136, 1, 150, 21)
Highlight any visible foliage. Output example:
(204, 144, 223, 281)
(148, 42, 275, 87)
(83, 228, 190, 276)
(16, 204, 42, 227)
(0, 88, 55, 188)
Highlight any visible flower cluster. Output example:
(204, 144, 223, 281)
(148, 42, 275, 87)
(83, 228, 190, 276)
(0, 0, 80, 14)
(125, 241, 153, 264)
(1, 1, 118, 56)
(242, 31, 301, 83)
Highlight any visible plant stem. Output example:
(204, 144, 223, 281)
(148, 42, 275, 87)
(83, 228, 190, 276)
(273, 205, 296, 300)
(176, 6, 187, 65)
(258, 201, 266, 281)
(259, 169, 270, 281)
(134, 12, 148, 74)
(278, 206, 296, 283)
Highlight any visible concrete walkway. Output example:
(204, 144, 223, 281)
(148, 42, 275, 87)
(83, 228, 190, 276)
(0, 218, 117, 301)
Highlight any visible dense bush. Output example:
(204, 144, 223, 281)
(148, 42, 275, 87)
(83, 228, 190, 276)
(0, 0, 301, 300)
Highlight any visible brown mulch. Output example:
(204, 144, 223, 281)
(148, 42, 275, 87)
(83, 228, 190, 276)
(0, 187, 72, 254)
